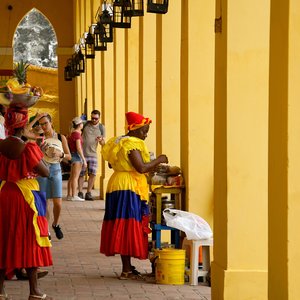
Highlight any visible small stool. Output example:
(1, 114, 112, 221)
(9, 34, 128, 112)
(182, 237, 213, 285)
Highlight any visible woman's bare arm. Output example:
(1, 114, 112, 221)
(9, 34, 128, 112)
(128, 150, 168, 174)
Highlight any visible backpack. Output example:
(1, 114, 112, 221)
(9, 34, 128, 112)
(82, 121, 104, 136)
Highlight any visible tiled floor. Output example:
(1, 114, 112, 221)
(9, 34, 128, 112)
(4, 182, 211, 300)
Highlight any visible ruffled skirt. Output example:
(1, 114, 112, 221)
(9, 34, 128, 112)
(100, 190, 150, 259)
(0, 181, 52, 273)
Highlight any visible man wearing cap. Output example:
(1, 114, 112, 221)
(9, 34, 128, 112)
(78, 110, 105, 201)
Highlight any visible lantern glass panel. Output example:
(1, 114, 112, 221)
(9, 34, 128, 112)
(147, 0, 168, 14)
(113, 2, 131, 28)
(130, 0, 144, 16)
(101, 23, 113, 43)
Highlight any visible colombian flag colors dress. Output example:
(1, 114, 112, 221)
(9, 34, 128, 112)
(100, 136, 151, 259)
(0, 141, 52, 276)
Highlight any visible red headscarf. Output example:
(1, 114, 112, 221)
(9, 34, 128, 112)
(5, 106, 28, 136)
(125, 111, 152, 131)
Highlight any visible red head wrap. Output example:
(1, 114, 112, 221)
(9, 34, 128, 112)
(125, 111, 152, 131)
(5, 106, 28, 136)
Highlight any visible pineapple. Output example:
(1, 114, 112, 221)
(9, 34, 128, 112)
(13, 59, 30, 85)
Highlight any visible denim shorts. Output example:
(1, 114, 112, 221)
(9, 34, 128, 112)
(37, 163, 62, 199)
(71, 152, 83, 164)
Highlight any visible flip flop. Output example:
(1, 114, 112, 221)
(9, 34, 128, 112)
(119, 271, 145, 281)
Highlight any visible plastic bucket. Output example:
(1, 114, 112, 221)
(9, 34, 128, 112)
(154, 248, 186, 285)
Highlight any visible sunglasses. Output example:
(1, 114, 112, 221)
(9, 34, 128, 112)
(91, 117, 99, 121)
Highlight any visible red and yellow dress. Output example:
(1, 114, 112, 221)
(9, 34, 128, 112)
(0, 140, 52, 276)
(100, 136, 151, 259)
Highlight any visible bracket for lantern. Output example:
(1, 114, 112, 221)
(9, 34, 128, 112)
(112, 0, 131, 28)
(147, 0, 168, 14)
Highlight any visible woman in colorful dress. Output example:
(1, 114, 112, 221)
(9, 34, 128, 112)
(0, 106, 52, 300)
(100, 112, 168, 279)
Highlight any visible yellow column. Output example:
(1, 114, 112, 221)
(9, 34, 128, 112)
(181, 0, 215, 221)
(269, 1, 300, 299)
(142, 13, 157, 152)
(100, 37, 115, 198)
(213, 0, 269, 299)
(160, 3, 181, 164)
(127, 17, 140, 113)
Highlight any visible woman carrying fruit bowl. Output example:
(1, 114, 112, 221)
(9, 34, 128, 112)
(0, 106, 53, 300)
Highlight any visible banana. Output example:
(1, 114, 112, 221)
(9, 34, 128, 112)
(11, 87, 30, 95)
(6, 78, 21, 90)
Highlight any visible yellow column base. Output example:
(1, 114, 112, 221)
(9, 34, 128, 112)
(211, 261, 267, 300)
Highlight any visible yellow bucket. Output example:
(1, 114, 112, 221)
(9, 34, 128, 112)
(154, 248, 186, 285)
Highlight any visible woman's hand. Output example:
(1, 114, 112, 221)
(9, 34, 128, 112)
(82, 158, 87, 168)
(157, 154, 168, 164)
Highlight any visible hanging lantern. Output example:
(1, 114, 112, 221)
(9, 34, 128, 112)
(93, 23, 108, 51)
(147, 0, 168, 14)
(72, 54, 80, 76)
(64, 65, 72, 81)
(112, 0, 131, 28)
(99, 9, 113, 42)
(64, 59, 74, 81)
(76, 48, 85, 73)
(85, 30, 95, 59)
(127, 0, 144, 16)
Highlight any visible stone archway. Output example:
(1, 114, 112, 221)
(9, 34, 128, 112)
(12, 8, 60, 130)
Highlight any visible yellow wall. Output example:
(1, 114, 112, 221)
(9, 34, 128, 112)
(27, 66, 60, 131)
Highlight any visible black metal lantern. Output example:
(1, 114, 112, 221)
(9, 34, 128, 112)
(76, 49, 85, 73)
(127, 0, 144, 16)
(72, 54, 80, 76)
(85, 31, 95, 59)
(99, 9, 113, 43)
(64, 59, 74, 81)
(147, 0, 168, 14)
(112, 0, 131, 28)
(64, 65, 72, 81)
(93, 23, 108, 51)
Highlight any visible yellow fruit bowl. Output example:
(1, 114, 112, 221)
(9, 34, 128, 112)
(0, 93, 40, 108)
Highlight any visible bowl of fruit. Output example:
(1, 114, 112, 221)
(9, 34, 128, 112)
(0, 60, 43, 108)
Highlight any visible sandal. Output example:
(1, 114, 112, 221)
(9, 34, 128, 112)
(28, 294, 51, 300)
(130, 265, 142, 276)
(119, 271, 145, 281)
(16, 268, 48, 280)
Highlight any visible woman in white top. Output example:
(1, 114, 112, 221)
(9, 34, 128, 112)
(37, 113, 71, 240)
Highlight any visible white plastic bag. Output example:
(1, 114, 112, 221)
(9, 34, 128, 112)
(163, 208, 213, 240)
